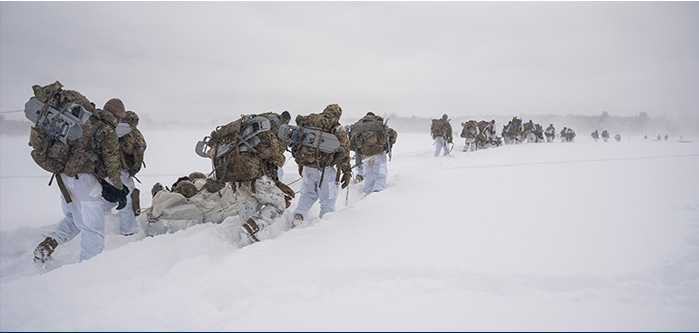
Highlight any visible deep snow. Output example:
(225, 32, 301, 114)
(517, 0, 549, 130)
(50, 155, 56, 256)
(1, 129, 698, 331)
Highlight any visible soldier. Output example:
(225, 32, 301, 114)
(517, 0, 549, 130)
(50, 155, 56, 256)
(34, 98, 127, 262)
(109, 110, 146, 236)
(207, 112, 294, 243)
(601, 130, 610, 142)
(292, 104, 352, 224)
(431, 114, 452, 157)
(349, 112, 397, 195)
(545, 124, 555, 143)
(591, 130, 600, 142)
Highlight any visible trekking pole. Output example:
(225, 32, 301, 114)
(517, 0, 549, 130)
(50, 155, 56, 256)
(287, 176, 303, 186)
(344, 184, 350, 206)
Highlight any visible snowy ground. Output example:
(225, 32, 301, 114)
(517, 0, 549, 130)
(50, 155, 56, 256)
(1, 130, 698, 331)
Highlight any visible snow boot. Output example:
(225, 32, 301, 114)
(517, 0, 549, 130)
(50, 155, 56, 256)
(34, 237, 58, 264)
(291, 214, 304, 228)
(242, 218, 260, 242)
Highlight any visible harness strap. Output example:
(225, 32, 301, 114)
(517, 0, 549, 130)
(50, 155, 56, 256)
(54, 173, 73, 204)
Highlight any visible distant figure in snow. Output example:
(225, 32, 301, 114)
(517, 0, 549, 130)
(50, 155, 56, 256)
(431, 114, 452, 157)
(545, 124, 556, 143)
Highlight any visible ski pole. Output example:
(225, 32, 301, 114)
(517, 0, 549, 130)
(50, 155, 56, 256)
(344, 184, 350, 206)
(287, 176, 303, 186)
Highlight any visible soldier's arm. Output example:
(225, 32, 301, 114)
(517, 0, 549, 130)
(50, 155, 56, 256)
(389, 128, 398, 146)
(98, 127, 123, 190)
(334, 129, 352, 173)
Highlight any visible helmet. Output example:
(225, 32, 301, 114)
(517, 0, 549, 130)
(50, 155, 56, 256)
(188, 172, 207, 180)
(322, 104, 342, 119)
(174, 180, 197, 198)
(103, 98, 125, 120)
(123, 110, 139, 127)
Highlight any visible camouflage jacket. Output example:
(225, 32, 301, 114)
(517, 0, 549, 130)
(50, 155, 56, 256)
(67, 109, 122, 189)
(334, 124, 352, 173)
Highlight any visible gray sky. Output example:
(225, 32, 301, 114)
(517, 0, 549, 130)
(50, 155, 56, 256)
(1, 1, 698, 123)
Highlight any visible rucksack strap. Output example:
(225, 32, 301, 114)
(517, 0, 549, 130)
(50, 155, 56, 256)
(53, 173, 73, 204)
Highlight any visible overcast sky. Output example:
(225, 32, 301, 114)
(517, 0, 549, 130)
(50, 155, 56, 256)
(1, 1, 697, 123)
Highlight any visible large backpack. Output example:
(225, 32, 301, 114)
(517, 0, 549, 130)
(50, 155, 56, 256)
(351, 116, 387, 156)
(507, 117, 522, 134)
(119, 111, 147, 175)
(460, 120, 478, 138)
(199, 114, 277, 182)
(25, 81, 100, 175)
(430, 119, 445, 137)
(291, 113, 340, 169)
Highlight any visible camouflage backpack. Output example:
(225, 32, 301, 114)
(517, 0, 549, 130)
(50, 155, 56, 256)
(118, 111, 147, 176)
(460, 120, 478, 138)
(291, 113, 340, 169)
(507, 117, 523, 134)
(26, 81, 101, 175)
(205, 114, 283, 182)
(351, 115, 388, 156)
(430, 119, 445, 137)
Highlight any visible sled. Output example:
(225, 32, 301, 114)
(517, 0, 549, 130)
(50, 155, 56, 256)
(143, 179, 238, 237)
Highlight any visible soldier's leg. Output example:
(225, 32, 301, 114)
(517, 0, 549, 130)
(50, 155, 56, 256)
(68, 174, 106, 261)
(42, 197, 81, 245)
(434, 138, 443, 157)
(293, 167, 320, 218)
(318, 166, 338, 218)
(118, 171, 138, 235)
(372, 154, 388, 193)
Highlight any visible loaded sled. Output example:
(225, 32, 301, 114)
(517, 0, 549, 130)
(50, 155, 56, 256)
(142, 177, 238, 236)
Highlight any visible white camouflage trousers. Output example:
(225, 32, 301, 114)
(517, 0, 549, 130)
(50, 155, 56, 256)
(103, 169, 138, 235)
(42, 173, 106, 261)
(293, 166, 338, 219)
(434, 137, 450, 157)
(236, 175, 286, 232)
(362, 153, 387, 195)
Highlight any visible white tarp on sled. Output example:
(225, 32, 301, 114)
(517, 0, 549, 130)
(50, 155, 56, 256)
(143, 178, 237, 235)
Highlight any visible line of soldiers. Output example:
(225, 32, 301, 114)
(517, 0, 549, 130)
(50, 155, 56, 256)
(35, 102, 398, 261)
(431, 115, 579, 153)
(591, 129, 622, 142)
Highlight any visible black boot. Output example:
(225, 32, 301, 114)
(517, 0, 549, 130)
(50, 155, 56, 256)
(34, 237, 58, 263)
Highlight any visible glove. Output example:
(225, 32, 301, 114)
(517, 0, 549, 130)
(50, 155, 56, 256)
(276, 181, 295, 209)
(340, 170, 351, 189)
(101, 180, 130, 210)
